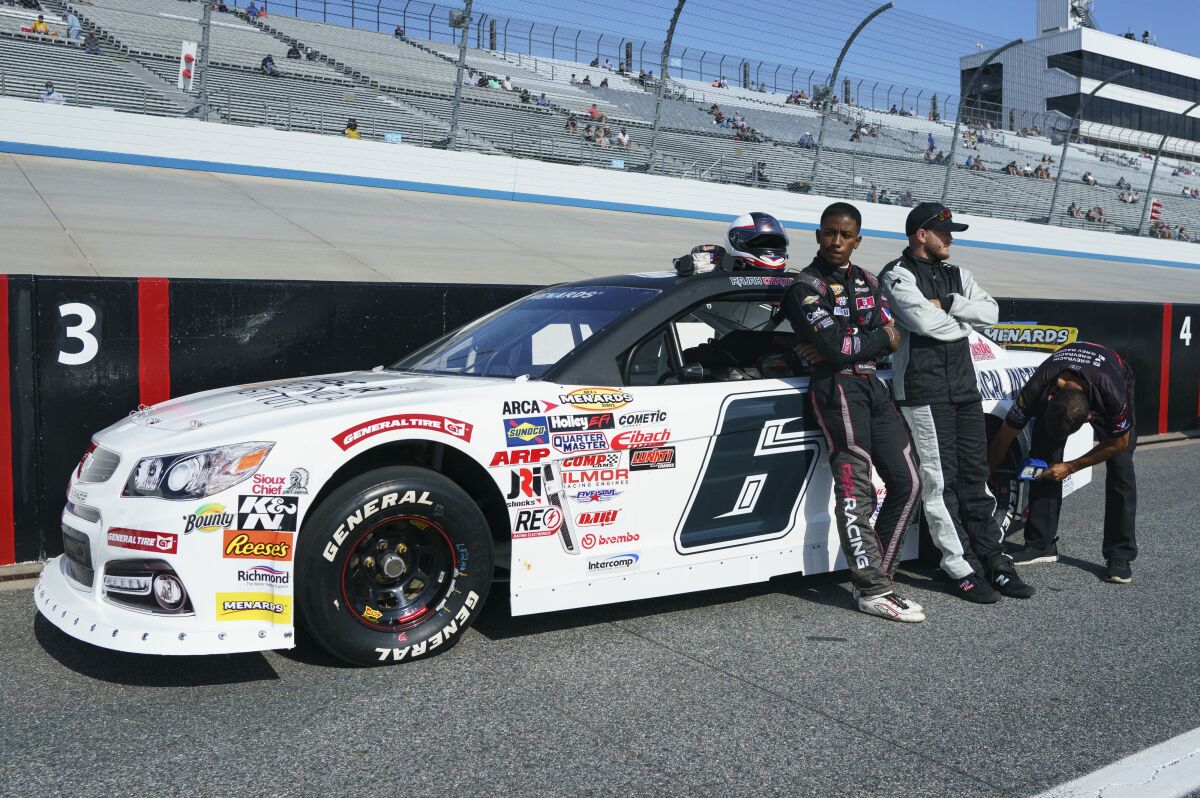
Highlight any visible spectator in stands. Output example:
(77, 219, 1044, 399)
(1068, 202, 1084, 219)
(603, 58, 612, 71)
(569, 73, 578, 84)
(1087, 206, 1107, 224)
(799, 130, 813, 149)
(39, 82, 66, 105)
(216, 2, 231, 12)
(1005, 161, 1019, 176)
(849, 126, 862, 144)
(83, 32, 101, 55)
(752, 161, 768, 185)
(582, 123, 594, 142)
(595, 127, 609, 148)
(394, 24, 404, 38)
(927, 132, 935, 152)
(965, 155, 975, 170)
(866, 184, 878, 203)
(32, 15, 50, 34)
(599, 77, 609, 89)
(343, 118, 360, 139)
(65, 11, 81, 40)
(617, 127, 632, 149)
(1180, 226, 1191, 242)
(898, 188, 914, 207)
(1118, 191, 1131, 204)
(536, 93, 549, 107)
(973, 157, 986, 172)
(889, 104, 898, 114)
(587, 104, 605, 123)
(286, 44, 301, 59)
(305, 47, 317, 60)
(581, 75, 592, 87)
(1116, 176, 1130, 190)
(486, 76, 500, 89)
(247, 2, 259, 17)
(475, 75, 488, 88)
(1082, 171, 1097, 186)
(878, 189, 892, 205)
(932, 150, 946, 165)
(564, 113, 578, 134)
(500, 76, 513, 91)
(261, 54, 280, 77)
(518, 88, 531, 104)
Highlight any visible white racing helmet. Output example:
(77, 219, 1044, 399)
(726, 212, 789, 270)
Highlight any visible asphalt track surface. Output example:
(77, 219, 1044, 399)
(6, 152, 1200, 301)
(1, 440, 1197, 798)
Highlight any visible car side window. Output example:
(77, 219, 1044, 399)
(623, 293, 802, 384)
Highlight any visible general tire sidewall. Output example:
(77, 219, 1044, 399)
(297, 467, 493, 666)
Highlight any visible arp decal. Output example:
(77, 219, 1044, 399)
(504, 416, 550, 447)
(676, 391, 820, 552)
(490, 448, 551, 466)
(559, 388, 634, 411)
(333, 414, 473, 450)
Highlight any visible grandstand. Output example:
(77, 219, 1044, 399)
(1, 0, 1197, 242)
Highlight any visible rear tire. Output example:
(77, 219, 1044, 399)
(296, 466, 493, 666)
(987, 421, 1025, 537)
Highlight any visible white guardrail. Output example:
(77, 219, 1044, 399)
(2, 97, 1199, 269)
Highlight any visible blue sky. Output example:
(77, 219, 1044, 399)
(893, 0, 1198, 59)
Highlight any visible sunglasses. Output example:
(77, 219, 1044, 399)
(920, 207, 953, 229)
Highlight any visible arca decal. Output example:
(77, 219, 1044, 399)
(559, 388, 634, 411)
(333, 414, 473, 450)
(502, 400, 558, 415)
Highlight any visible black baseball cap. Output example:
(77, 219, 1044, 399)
(905, 202, 969, 236)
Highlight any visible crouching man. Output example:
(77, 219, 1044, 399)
(784, 202, 924, 622)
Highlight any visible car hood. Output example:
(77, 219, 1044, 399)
(125, 370, 501, 432)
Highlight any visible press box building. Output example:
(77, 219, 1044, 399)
(959, 0, 1200, 159)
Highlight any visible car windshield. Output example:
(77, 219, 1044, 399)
(393, 286, 660, 379)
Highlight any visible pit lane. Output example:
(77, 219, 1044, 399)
(2, 439, 1197, 798)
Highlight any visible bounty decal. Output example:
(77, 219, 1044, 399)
(182, 502, 235, 534)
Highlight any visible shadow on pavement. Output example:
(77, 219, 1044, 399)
(34, 614, 280, 685)
(1056, 554, 1108, 581)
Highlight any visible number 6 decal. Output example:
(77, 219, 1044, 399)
(676, 390, 820, 553)
(58, 302, 99, 365)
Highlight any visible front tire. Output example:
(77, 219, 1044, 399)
(987, 422, 1025, 537)
(296, 466, 494, 666)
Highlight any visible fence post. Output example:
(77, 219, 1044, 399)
(402, 0, 410, 34)
(426, 7, 433, 39)
(551, 25, 557, 59)
(649, 0, 687, 174)
(503, 20, 510, 54)
(810, 2, 893, 184)
(1138, 99, 1200, 236)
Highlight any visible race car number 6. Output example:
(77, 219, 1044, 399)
(58, 302, 99, 365)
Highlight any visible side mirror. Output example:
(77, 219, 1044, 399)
(680, 362, 707, 382)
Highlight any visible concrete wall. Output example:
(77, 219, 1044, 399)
(2, 98, 1200, 270)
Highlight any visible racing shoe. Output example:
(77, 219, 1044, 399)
(1008, 546, 1058, 565)
(1105, 559, 1133, 584)
(853, 586, 922, 613)
(990, 565, 1036, 599)
(857, 591, 926, 623)
(950, 573, 1001, 604)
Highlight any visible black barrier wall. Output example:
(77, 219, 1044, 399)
(2, 276, 1197, 564)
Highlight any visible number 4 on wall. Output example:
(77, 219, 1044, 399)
(1182, 316, 1192, 347)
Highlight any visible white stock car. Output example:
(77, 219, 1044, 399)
(36, 271, 1092, 665)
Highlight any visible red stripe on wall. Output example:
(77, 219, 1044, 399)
(0, 275, 14, 565)
(1159, 304, 1173, 435)
(137, 278, 171, 407)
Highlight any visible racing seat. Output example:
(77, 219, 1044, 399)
(682, 330, 804, 381)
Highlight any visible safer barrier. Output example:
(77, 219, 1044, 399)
(1, 275, 1196, 565)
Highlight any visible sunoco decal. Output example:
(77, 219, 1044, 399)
(505, 416, 550, 447)
(559, 388, 634, 411)
(982, 323, 1078, 351)
(333, 414, 473, 450)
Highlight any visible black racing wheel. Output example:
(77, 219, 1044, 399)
(297, 467, 493, 666)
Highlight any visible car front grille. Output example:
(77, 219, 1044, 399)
(79, 446, 121, 484)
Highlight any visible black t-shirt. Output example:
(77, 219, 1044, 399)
(1005, 342, 1133, 438)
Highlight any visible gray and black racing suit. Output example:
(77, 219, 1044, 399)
(783, 256, 921, 597)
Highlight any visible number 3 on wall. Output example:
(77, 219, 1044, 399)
(58, 302, 99, 365)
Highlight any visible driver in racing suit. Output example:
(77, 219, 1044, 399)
(783, 202, 924, 623)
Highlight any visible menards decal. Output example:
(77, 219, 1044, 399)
(558, 388, 634, 411)
(983, 323, 1078, 351)
(216, 592, 293, 624)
